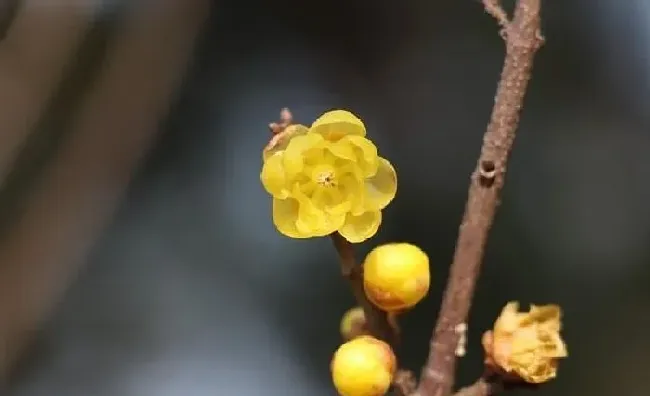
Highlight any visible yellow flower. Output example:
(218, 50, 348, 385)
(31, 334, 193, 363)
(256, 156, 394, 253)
(363, 243, 430, 312)
(482, 302, 568, 384)
(331, 335, 396, 396)
(260, 110, 397, 243)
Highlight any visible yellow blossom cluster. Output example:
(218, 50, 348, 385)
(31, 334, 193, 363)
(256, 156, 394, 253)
(258, 109, 568, 396)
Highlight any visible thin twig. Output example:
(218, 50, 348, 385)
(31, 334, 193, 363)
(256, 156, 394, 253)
(330, 233, 397, 345)
(415, 1, 544, 396)
(330, 233, 417, 396)
(482, 0, 509, 29)
(265, 108, 294, 152)
(452, 377, 502, 396)
(394, 369, 418, 396)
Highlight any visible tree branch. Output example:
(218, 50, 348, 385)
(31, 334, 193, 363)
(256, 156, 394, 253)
(481, 0, 509, 29)
(330, 233, 419, 396)
(330, 232, 397, 346)
(452, 378, 502, 396)
(415, 1, 543, 395)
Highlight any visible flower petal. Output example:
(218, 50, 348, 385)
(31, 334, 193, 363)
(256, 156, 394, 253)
(260, 151, 290, 199)
(310, 110, 366, 141)
(311, 186, 352, 216)
(338, 172, 365, 215)
(339, 210, 382, 243)
(494, 302, 521, 334)
(283, 133, 325, 178)
(272, 197, 306, 238)
(263, 124, 309, 162)
(344, 135, 379, 177)
(363, 157, 397, 211)
(293, 184, 344, 237)
(525, 305, 561, 328)
(327, 138, 356, 161)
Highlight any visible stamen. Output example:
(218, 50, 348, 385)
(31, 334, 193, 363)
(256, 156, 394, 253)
(316, 171, 336, 187)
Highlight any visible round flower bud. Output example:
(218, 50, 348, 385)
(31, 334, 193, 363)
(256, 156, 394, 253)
(340, 307, 370, 341)
(363, 243, 430, 312)
(331, 336, 396, 396)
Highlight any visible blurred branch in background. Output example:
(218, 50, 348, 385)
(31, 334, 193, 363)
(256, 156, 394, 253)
(0, 1, 93, 186)
(0, 0, 20, 39)
(0, 0, 209, 382)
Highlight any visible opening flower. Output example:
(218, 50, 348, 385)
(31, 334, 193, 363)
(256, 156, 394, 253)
(363, 243, 430, 312)
(331, 335, 396, 396)
(261, 110, 397, 243)
(482, 302, 568, 384)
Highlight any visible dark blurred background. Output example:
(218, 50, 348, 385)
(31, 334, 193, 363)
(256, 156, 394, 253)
(1, 0, 649, 395)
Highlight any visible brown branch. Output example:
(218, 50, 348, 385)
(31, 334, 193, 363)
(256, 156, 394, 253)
(330, 232, 397, 346)
(482, 0, 509, 29)
(415, 1, 544, 396)
(330, 233, 419, 396)
(394, 369, 418, 396)
(452, 378, 502, 396)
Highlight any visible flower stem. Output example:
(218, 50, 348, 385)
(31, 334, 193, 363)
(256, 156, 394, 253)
(330, 232, 397, 346)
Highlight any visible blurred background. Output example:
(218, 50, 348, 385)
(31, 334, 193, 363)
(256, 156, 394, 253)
(0, 0, 648, 395)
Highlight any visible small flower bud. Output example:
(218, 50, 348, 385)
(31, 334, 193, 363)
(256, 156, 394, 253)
(340, 307, 370, 341)
(363, 243, 430, 312)
(482, 302, 568, 384)
(331, 336, 396, 396)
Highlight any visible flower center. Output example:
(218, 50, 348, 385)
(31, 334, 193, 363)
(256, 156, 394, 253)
(312, 165, 336, 187)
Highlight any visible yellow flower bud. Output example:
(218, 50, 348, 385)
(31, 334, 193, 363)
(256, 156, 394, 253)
(340, 307, 370, 341)
(363, 243, 430, 312)
(331, 336, 396, 396)
(482, 302, 568, 384)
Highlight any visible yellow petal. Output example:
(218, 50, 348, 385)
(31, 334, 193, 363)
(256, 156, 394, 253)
(310, 110, 366, 141)
(293, 184, 344, 237)
(338, 172, 365, 215)
(344, 135, 379, 177)
(363, 157, 397, 211)
(311, 187, 352, 216)
(494, 302, 521, 334)
(260, 152, 290, 199)
(548, 334, 569, 357)
(282, 133, 325, 178)
(327, 138, 357, 161)
(263, 124, 309, 162)
(327, 198, 353, 217)
(524, 305, 562, 328)
(339, 210, 382, 243)
(272, 197, 306, 238)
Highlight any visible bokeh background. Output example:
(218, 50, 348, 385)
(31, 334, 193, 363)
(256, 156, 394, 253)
(1, 0, 649, 395)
